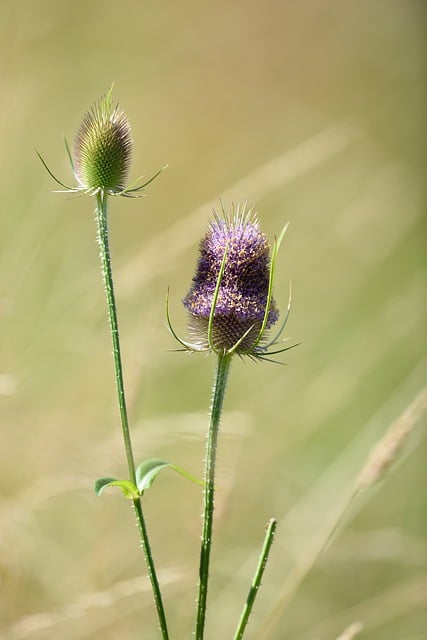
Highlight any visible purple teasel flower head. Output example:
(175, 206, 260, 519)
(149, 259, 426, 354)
(167, 203, 294, 360)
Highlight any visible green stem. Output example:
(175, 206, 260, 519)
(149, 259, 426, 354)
(95, 191, 169, 640)
(233, 518, 277, 640)
(132, 498, 169, 638)
(195, 351, 233, 640)
(96, 191, 135, 482)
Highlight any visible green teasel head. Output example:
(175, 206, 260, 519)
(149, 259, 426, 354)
(37, 85, 165, 198)
(167, 203, 297, 361)
(73, 86, 132, 194)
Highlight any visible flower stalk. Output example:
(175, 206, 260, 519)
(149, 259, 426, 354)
(95, 191, 135, 481)
(196, 351, 232, 639)
(233, 518, 277, 640)
(95, 191, 169, 640)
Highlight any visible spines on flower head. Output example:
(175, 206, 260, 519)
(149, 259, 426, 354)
(181, 203, 282, 356)
(73, 87, 133, 194)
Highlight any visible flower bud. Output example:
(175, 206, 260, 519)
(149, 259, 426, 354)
(73, 89, 132, 193)
(183, 206, 279, 354)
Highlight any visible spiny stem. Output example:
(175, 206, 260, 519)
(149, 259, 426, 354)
(96, 191, 135, 482)
(195, 352, 232, 639)
(132, 498, 169, 638)
(95, 191, 169, 640)
(233, 518, 277, 640)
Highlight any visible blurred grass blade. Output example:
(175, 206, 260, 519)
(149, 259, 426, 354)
(258, 385, 427, 638)
(335, 622, 364, 640)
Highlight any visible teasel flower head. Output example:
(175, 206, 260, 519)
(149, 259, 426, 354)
(37, 85, 164, 198)
(167, 203, 296, 361)
(73, 88, 132, 193)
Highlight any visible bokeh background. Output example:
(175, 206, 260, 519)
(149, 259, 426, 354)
(0, 1, 426, 639)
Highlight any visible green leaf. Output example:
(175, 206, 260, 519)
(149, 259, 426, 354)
(94, 476, 139, 499)
(136, 458, 204, 493)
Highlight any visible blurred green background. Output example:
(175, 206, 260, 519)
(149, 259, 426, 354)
(0, 1, 426, 638)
